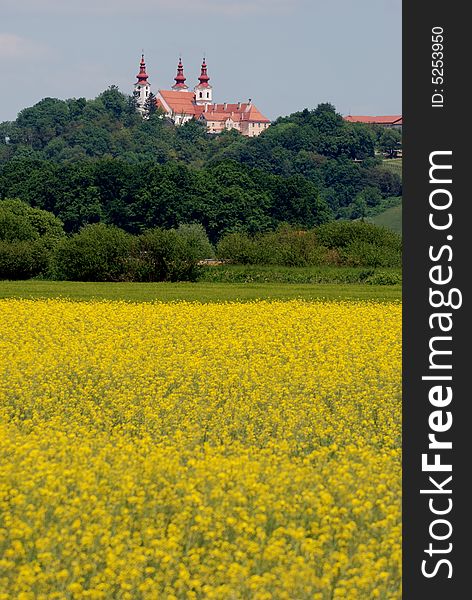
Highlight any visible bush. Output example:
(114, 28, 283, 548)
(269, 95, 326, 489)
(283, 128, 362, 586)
(339, 240, 401, 268)
(0, 210, 37, 242)
(216, 233, 257, 264)
(217, 222, 400, 268)
(52, 223, 132, 281)
(0, 199, 64, 279)
(365, 270, 402, 285)
(31, 222, 211, 283)
(0, 198, 64, 244)
(0, 239, 51, 280)
(175, 223, 214, 260)
(256, 228, 320, 266)
(315, 220, 401, 249)
(130, 228, 202, 282)
(217, 227, 324, 267)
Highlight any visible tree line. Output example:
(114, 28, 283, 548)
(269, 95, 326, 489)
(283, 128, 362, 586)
(0, 155, 400, 241)
(1, 199, 401, 281)
(0, 91, 402, 234)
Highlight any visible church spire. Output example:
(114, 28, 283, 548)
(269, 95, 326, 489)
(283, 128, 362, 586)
(136, 53, 150, 85)
(134, 53, 151, 115)
(198, 57, 210, 87)
(172, 57, 188, 90)
(194, 57, 212, 106)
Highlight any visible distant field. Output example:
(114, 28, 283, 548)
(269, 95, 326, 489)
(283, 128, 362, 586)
(0, 280, 401, 302)
(200, 264, 402, 285)
(382, 158, 403, 180)
(368, 202, 403, 234)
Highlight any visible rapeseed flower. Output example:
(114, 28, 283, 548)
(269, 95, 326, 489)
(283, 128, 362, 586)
(0, 299, 401, 598)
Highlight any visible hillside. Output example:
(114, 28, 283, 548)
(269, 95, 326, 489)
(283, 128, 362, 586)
(368, 202, 402, 234)
(0, 88, 402, 238)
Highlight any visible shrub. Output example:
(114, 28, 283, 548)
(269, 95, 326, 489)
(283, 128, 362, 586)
(315, 220, 401, 249)
(0, 199, 64, 279)
(0, 199, 64, 244)
(217, 227, 322, 267)
(365, 270, 402, 285)
(216, 233, 257, 264)
(0, 210, 37, 242)
(130, 228, 202, 282)
(52, 223, 132, 281)
(256, 228, 320, 266)
(217, 222, 401, 268)
(175, 223, 214, 260)
(0, 239, 51, 280)
(340, 240, 402, 268)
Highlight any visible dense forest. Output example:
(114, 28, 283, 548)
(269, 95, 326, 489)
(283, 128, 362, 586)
(0, 87, 402, 241)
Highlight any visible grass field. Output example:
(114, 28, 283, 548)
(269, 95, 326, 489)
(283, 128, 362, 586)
(0, 280, 402, 302)
(199, 265, 402, 285)
(382, 158, 403, 180)
(368, 203, 402, 235)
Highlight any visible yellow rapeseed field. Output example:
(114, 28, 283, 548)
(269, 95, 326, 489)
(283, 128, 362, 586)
(0, 299, 401, 600)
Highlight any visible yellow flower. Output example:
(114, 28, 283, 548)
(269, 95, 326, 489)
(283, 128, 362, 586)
(0, 299, 401, 599)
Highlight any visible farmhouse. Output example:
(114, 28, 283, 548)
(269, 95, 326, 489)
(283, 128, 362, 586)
(133, 54, 271, 137)
(344, 115, 403, 130)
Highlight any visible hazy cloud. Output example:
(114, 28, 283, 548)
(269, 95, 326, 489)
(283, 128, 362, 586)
(0, 33, 50, 61)
(2, 0, 299, 16)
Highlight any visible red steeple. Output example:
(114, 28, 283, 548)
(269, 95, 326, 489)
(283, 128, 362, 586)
(136, 53, 149, 85)
(198, 58, 210, 87)
(173, 57, 188, 89)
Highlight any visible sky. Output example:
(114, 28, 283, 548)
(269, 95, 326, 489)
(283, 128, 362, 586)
(0, 0, 401, 122)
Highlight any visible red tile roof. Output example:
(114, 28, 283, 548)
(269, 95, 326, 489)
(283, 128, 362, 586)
(244, 105, 271, 123)
(158, 90, 200, 116)
(200, 112, 239, 122)
(157, 91, 270, 124)
(200, 103, 270, 123)
(344, 115, 402, 125)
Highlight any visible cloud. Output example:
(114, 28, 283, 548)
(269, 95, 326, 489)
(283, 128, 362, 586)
(0, 33, 50, 61)
(2, 0, 298, 16)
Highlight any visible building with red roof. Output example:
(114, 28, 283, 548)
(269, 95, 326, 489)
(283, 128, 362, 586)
(197, 102, 271, 136)
(134, 55, 271, 136)
(344, 115, 402, 130)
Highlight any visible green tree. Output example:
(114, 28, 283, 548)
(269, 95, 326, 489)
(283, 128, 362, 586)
(0, 199, 65, 279)
(270, 174, 332, 226)
(98, 86, 129, 119)
(176, 119, 207, 143)
(0, 199, 64, 243)
(349, 195, 367, 219)
(52, 223, 132, 281)
(131, 227, 201, 282)
(175, 223, 214, 259)
(379, 128, 402, 158)
(144, 92, 158, 119)
(16, 98, 70, 149)
(66, 98, 87, 119)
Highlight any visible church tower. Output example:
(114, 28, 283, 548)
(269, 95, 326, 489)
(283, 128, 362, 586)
(194, 58, 213, 106)
(172, 58, 188, 91)
(134, 53, 151, 114)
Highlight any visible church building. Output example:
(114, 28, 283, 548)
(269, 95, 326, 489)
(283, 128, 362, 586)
(133, 55, 271, 137)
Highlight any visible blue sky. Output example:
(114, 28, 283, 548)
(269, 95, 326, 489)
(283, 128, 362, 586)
(0, 0, 401, 122)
